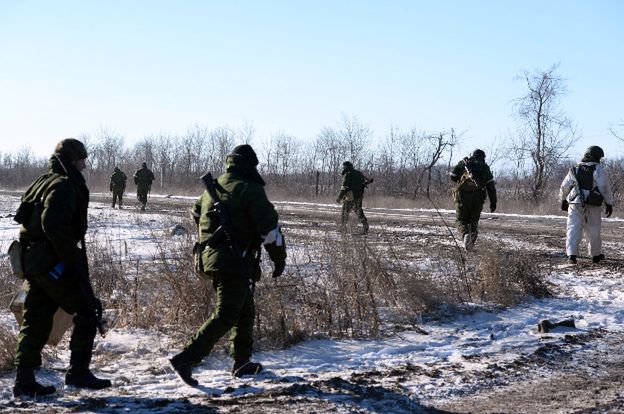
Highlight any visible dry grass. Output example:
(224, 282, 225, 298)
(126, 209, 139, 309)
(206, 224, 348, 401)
(0, 326, 17, 372)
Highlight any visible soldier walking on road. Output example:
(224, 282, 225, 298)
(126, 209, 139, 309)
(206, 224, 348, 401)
(109, 166, 127, 209)
(449, 149, 497, 251)
(170, 144, 286, 385)
(560, 145, 614, 264)
(133, 162, 154, 211)
(336, 161, 372, 234)
(12, 138, 111, 397)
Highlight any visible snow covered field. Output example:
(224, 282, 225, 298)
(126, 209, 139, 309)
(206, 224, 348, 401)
(0, 192, 623, 413)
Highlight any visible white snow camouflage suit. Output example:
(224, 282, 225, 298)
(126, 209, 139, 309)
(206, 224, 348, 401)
(559, 161, 613, 257)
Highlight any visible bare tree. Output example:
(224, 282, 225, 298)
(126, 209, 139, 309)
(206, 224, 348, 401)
(609, 119, 624, 143)
(511, 63, 577, 200)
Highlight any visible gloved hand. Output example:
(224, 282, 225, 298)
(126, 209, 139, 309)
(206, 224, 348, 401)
(490, 202, 496, 213)
(606, 204, 613, 218)
(272, 260, 285, 278)
(93, 297, 103, 321)
(561, 200, 569, 212)
(336, 197, 342, 204)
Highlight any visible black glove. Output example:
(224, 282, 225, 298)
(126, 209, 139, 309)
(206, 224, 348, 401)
(606, 204, 613, 218)
(93, 297, 103, 321)
(336, 197, 342, 204)
(272, 260, 285, 278)
(561, 200, 569, 212)
(490, 202, 496, 213)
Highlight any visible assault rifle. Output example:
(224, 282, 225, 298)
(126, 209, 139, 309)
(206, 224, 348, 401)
(199, 173, 243, 258)
(79, 239, 107, 337)
(462, 158, 483, 190)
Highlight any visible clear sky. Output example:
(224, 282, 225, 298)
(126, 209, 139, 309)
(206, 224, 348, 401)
(1, 0, 622, 160)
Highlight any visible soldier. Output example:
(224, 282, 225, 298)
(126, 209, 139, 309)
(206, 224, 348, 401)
(336, 161, 371, 234)
(109, 166, 127, 209)
(133, 162, 154, 211)
(560, 145, 614, 264)
(12, 138, 111, 397)
(170, 144, 286, 385)
(449, 149, 497, 250)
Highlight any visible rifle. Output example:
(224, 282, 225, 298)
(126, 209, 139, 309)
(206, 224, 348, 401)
(79, 239, 107, 337)
(462, 158, 483, 190)
(572, 167, 588, 223)
(199, 173, 255, 294)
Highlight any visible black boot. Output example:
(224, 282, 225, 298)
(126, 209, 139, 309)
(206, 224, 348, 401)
(568, 255, 577, 264)
(170, 352, 198, 386)
(362, 219, 369, 235)
(66, 368, 112, 390)
(232, 360, 263, 377)
(592, 254, 605, 263)
(13, 368, 56, 397)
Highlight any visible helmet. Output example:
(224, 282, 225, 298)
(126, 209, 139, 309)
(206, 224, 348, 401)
(142, 162, 147, 168)
(584, 146, 604, 161)
(471, 149, 486, 159)
(230, 144, 259, 167)
(54, 138, 88, 161)
(342, 161, 353, 169)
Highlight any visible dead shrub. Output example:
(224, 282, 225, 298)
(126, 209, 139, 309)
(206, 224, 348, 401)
(475, 245, 552, 307)
(0, 325, 17, 372)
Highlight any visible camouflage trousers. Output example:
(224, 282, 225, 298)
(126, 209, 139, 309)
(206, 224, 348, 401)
(112, 188, 124, 207)
(15, 272, 97, 369)
(182, 272, 254, 364)
(455, 190, 485, 238)
(137, 186, 150, 204)
(341, 198, 368, 228)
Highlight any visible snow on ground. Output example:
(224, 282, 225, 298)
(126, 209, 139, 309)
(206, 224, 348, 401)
(0, 196, 622, 412)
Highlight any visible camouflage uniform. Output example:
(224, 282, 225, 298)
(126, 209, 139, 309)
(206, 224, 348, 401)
(109, 167, 127, 208)
(336, 162, 370, 234)
(13, 139, 110, 397)
(170, 144, 286, 384)
(449, 150, 497, 250)
(133, 163, 154, 211)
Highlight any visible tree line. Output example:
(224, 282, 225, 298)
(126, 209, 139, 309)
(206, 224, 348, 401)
(1, 65, 622, 207)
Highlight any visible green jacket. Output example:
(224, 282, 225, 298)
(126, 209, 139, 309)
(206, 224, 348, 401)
(450, 157, 497, 204)
(18, 155, 89, 275)
(193, 156, 285, 277)
(133, 167, 154, 187)
(338, 166, 368, 200)
(110, 168, 127, 190)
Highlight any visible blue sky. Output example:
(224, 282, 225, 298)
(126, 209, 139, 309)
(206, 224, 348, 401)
(1, 0, 622, 160)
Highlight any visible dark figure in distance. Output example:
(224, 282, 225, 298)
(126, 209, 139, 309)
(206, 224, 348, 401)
(336, 161, 371, 234)
(449, 149, 497, 250)
(133, 162, 155, 211)
(109, 166, 127, 209)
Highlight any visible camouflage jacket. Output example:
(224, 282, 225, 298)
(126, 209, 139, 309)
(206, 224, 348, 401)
(133, 167, 154, 187)
(110, 169, 127, 190)
(192, 156, 286, 277)
(450, 157, 497, 204)
(338, 166, 369, 200)
(17, 155, 89, 275)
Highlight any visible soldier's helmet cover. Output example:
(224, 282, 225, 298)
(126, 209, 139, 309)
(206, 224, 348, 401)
(471, 149, 486, 159)
(54, 138, 88, 161)
(231, 144, 259, 167)
(342, 161, 354, 169)
(584, 146, 604, 161)
(142, 162, 147, 168)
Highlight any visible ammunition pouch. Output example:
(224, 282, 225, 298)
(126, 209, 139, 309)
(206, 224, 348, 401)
(585, 188, 604, 206)
(193, 241, 210, 281)
(7, 240, 25, 279)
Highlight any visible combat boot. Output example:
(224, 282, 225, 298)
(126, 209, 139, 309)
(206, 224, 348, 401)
(141, 203, 146, 211)
(362, 219, 369, 235)
(170, 352, 198, 386)
(13, 368, 56, 397)
(568, 255, 577, 264)
(592, 254, 605, 263)
(232, 359, 263, 377)
(65, 368, 111, 390)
